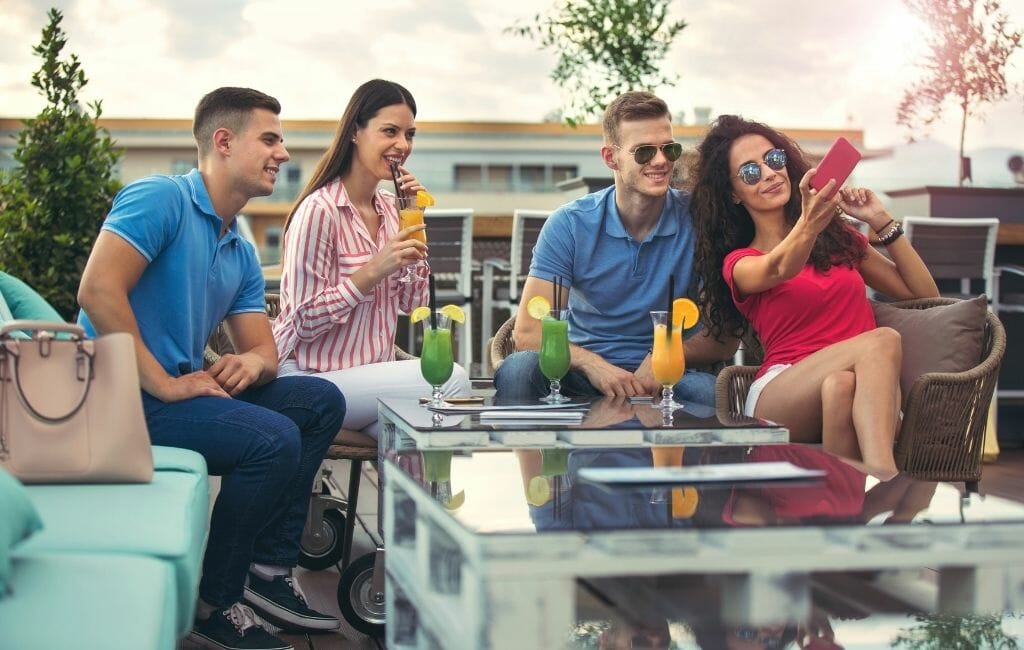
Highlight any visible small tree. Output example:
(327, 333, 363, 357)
(507, 0, 686, 126)
(0, 8, 122, 319)
(893, 612, 1019, 649)
(897, 0, 1022, 186)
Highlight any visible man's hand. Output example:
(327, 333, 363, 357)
(632, 354, 662, 397)
(578, 356, 647, 398)
(207, 352, 265, 396)
(156, 371, 230, 402)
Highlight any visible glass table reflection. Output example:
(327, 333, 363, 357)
(380, 439, 1024, 650)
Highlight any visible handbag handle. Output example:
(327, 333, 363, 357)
(0, 321, 94, 424)
(0, 320, 86, 340)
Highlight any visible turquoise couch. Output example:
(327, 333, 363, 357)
(0, 273, 210, 648)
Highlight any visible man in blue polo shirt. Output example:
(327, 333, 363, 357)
(78, 87, 344, 650)
(495, 91, 736, 403)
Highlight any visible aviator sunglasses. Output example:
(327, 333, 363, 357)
(735, 148, 788, 185)
(615, 141, 683, 165)
(734, 626, 784, 649)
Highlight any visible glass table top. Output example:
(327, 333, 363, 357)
(386, 442, 1024, 537)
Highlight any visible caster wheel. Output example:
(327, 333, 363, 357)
(337, 552, 385, 637)
(297, 509, 346, 570)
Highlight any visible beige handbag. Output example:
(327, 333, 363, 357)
(0, 320, 153, 483)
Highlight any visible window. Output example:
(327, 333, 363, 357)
(487, 165, 513, 191)
(286, 165, 301, 184)
(552, 165, 578, 184)
(519, 165, 546, 190)
(454, 165, 483, 191)
(262, 226, 283, 265)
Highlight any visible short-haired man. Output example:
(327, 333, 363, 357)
(78, 87, 344, 650)
(494, 91, 736, 403)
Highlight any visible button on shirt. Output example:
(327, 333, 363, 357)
(272, 178, 428, 371)
(528, 186, 701, 369)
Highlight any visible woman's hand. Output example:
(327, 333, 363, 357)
(838, 187, 891, 233)
(799, 169, 843, 236)
(395, 165, 425, 195)
(367, 228, 426, 281)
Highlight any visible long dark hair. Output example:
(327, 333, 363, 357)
(283, 79, 416, 232)
(691, 115, 865, 342)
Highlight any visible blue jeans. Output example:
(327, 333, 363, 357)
(142, 376, 345, 608)
(494, 351, 716, 406)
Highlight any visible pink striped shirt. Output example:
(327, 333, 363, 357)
(273, 177, 428, 371)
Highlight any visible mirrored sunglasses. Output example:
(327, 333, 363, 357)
(735, 148, 788, 185)
(734, 626, 783, 649)
(617, 141, 683, 165)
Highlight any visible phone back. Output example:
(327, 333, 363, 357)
(810, 137, 862, 199)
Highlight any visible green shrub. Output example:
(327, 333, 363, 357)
(0, 8, 122, 320)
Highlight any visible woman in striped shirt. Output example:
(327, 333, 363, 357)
(273, 79, 471, 439)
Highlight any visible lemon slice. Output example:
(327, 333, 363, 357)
(415, 190, 436, 208)
(444, 489, 466, 511)
(672, 298, 700, 330)
(526, 476, 551, 506)
(526, 295, 551, 320)
(410, 306, 432, 323)
(671, 486, 699, 518)
(440, 304, 465, 324)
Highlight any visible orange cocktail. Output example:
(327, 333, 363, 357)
(651, 322, 684, 386)
(399, 205, 426, 244)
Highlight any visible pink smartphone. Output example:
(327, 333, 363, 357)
(810, 137, 862, 200)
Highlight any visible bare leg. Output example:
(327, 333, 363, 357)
(754, 328, 901, 480)
(820, 370, 859, 461)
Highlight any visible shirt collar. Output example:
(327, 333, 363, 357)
(184, 168, 240, 240)
(603, 188, 680, 241)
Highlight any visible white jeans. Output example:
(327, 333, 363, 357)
(279, 358, 472, 439)
(744, 363, 792, 417)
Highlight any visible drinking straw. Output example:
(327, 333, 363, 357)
(429, 273, 438, 329)
(389, 160, 403, 198)
(551, 275, 560, 320)
(667, 275, 675, 339)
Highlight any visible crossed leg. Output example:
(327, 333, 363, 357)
(753, 327, 902, 480)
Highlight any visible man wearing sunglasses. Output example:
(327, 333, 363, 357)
(496, 91, 737, 403)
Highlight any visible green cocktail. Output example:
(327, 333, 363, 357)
(538, 309, 571, 403)
(421, 327, 454, 386)
(420, 312, 454, 407)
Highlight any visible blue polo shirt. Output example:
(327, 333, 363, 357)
(79, 169, 265, 376)
(529, 185, 700, 369)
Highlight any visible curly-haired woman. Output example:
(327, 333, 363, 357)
(691, 115, 938, 480)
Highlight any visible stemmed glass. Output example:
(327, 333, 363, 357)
(538, 309, 571, 403)
(650, 310, 684, 411)
(420, 312, 454, 408)
(396, 194, 427, 283)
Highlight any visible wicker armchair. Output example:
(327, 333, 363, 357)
(715, 298, 1006, 488)
(489, 316, 519, 374)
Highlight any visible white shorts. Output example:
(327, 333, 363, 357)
(744, 364, 792, 417)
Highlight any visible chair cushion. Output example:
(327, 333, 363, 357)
(18, 463, 209, 637)
(872, 296, 987, 397)
(0, 468, 42, 597)
(0, 553, 176, 649)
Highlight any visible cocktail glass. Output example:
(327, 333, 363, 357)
(650, 310, 684, 411)
(539, 309, 571, 403)
(420, 312, 454, 408)
(396, 194, 427, 283)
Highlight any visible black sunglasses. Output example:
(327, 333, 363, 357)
(615, 141, 683, 165)
(735, 148, 787, 185)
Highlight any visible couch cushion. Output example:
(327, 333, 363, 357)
(0, 272, 63, 322)
(872, 296, 987, 398)
(18, 463, 209, 637)
(0, 468, 42, 596)
(0, 553, 176, 649)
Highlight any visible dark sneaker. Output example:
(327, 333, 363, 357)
(243, 571, 340, 632)
(188, 602, 293, 650)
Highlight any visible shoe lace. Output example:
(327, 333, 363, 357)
(225, 602, 260, 635)
(283, 576, 309, 606)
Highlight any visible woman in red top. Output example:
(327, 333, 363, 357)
(691, 116, 938, 480)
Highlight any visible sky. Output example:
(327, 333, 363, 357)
(1, 0, 1023, 152)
